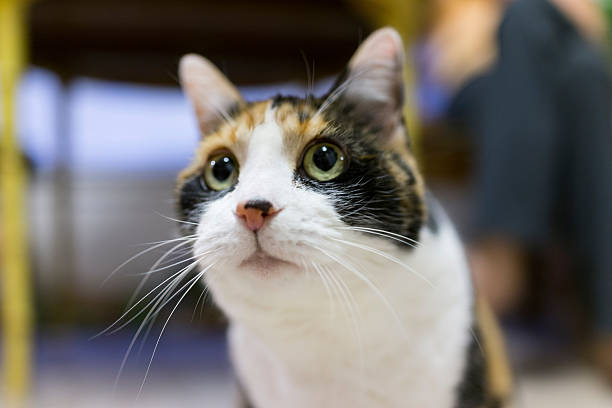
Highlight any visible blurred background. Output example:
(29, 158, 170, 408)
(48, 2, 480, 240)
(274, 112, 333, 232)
(1, 0, 612, 406)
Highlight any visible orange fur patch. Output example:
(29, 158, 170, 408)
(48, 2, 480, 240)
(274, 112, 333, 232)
(178, 100, 339, 185)
(178, 101, 269, 185)
(273, 101, 332, 162)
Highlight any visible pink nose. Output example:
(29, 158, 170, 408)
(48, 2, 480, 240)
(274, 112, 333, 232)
(236, 199, 279, 232)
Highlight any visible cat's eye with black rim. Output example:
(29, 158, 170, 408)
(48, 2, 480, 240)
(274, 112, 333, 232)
(202, 151, 239, 191)
(302, 141, 347, 182)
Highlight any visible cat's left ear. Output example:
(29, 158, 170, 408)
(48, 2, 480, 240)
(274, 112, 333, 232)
(179, 54, 244, 136)
(325, 27, 405, 142)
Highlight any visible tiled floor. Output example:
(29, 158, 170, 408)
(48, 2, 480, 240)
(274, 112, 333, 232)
(35, 369, 236, 408)
(33, 364, 612, 408)
(515, 365, 612, 408)
(21, 330, 612, 407)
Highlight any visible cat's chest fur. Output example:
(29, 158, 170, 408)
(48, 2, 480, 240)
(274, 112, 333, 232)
(226, 216, 473, 408)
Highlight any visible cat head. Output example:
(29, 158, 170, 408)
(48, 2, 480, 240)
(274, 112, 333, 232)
(176, 28, 426, 316)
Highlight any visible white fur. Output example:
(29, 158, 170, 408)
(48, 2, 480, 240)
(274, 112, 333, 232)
(193, 105, 473, 408)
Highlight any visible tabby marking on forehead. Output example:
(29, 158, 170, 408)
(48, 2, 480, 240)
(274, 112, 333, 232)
(272, 100, 332, 160)
(177, 101, 268, 185)
(178, 99, 338, 185)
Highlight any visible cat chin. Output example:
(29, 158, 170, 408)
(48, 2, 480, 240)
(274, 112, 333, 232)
(238, 249, 300, 275)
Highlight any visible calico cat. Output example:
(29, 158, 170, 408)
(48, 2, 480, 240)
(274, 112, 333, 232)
(176, 27, 511, 408)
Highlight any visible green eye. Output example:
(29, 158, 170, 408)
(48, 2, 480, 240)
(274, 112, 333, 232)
(302, 142, 346, 181)
(203, 151, 239, 191)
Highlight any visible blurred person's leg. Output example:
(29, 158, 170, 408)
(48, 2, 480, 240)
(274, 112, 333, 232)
(458, 0, 564, 316)
(451, 0, 612, 332)
(475, 0, 612, 380)
(433, 0, 612, 380)
(427, 0, 538, 317)
(470, 238, 527, 315)
(559, 45, 612, 380)
(593, 335, 612, 384)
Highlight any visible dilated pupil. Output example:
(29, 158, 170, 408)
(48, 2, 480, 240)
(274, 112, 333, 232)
(212, 156, 234, 181)
(313, 145, 337, 172)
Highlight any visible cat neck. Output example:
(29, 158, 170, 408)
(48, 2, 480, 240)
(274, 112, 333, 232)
(224, 222, 475, 408)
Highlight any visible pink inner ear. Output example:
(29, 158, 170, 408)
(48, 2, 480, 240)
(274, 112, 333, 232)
(350, 28, 403, 69)
(179, 54, 244, 135)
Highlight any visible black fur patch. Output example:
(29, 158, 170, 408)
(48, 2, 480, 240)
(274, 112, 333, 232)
(455, 327, 488, 408)
(290, 92, 423, 246)
(271, 94, 302, 108)
(177, 174, 234, 234)
(455, 325, 506, 408)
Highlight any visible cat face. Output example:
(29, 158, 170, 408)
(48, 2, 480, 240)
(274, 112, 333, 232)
(176, 28, 425, 307)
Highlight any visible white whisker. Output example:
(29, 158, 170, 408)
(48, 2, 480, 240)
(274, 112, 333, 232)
(95, 267, 189, 340)
(314, 69, 368, 118)
(322, 264, 366, 385)
(137, 264, 212, 397)
(311, 245, 408, 337)
(112, 261, 200, 392)
(124, 240, 198, 310)
(153, 211, 199, 226)
(102, 236, 197, 287)
(310, 261, 336, 319)
(191, 285, 209, 322)
(129, 248, 218, 277)
(133, 234, 198, 247)
(330, 237, 434, 288)
(101, 266, 194, 339)
(338, 226, 420, 248)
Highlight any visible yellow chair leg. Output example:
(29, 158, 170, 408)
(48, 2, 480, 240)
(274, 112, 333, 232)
(1, 1, 32, 406)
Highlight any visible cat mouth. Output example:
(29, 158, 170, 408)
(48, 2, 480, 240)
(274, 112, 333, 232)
(240, 250, 295, 270)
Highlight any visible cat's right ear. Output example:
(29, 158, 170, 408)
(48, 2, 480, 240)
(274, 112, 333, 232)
(322, 28, 405, 144)
(179, 54, 244, 136)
